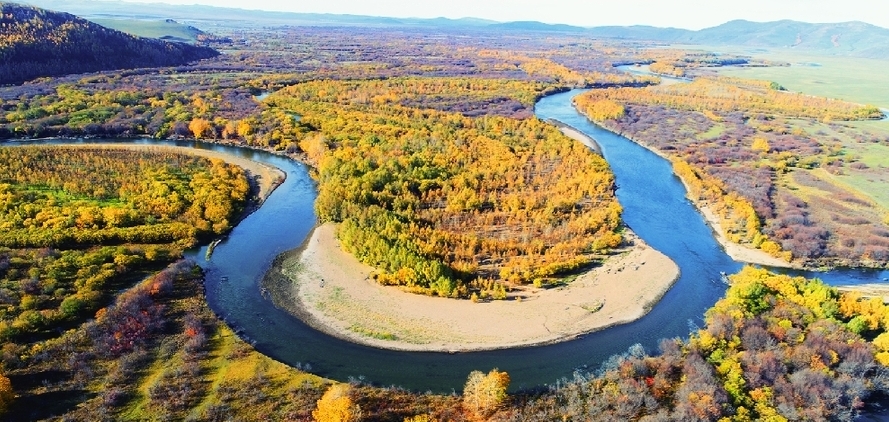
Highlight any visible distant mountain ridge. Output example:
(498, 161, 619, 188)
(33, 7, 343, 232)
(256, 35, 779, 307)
(0, 2, 219, 85)
(687, 20, 889, 58)
(15, 0, 889, 59)
(588, 19, 889, 58)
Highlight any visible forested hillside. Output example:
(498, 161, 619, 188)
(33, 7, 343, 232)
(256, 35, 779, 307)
(0, 2, 218, 85)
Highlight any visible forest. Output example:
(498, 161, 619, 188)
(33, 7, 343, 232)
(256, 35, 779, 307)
(1, 2, 889, 420)
(270, 78, 623, 297)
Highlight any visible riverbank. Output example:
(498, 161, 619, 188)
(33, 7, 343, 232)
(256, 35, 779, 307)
(546, 118, 603, 154)
(264, 222, 679, 352)
(696, 204, 799, 268)
(570, 104, 800, 270)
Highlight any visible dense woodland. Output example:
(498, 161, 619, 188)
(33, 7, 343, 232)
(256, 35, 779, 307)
(0, 3, 218, 85)
(577, 76, 889, 268)
(269, 78, 623, 296)
(1, 3, 889, 420)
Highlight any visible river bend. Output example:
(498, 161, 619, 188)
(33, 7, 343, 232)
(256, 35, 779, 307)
(10, 91, 889, 392)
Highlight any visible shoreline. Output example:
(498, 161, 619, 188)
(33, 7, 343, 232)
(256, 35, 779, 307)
(546, 118, 603, 154)
(570, 103, 801, 270)
(263, 223, 680, 352)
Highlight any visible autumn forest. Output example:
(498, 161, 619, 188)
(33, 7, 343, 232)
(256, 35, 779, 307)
(2, 1, 889, 421)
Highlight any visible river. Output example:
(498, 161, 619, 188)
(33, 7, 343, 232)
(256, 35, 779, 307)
(199, 90, 888, 392)
(7, 91, 889, 393)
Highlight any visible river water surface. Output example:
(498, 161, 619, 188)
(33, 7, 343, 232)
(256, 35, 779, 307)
(9, 90, 889, 393)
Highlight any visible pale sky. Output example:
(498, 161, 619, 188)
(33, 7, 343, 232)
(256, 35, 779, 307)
(121, 0, 889, 30)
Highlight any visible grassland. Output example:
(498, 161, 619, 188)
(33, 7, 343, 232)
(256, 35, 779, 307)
(712, 50, 889, 109)
(89, 18, 203, 43)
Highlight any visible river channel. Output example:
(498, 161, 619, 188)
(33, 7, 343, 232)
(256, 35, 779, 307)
(10, 90, 889, 393)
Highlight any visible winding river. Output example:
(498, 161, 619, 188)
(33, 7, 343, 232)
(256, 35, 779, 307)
(11, 90, 889, 393)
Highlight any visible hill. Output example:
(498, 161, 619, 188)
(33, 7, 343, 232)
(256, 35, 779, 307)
(89, 18, 206, 43)
(587, 24, 693, 40)
(488, 20, 585, 32)
(0, 2, 219, 85)
(683, 19, 889, 58)
(588, 19, 889, 59)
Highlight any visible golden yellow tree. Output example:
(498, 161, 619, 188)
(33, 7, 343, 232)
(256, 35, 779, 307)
(462, 369, 510, 418)
(751, 136, 770, 153)
(313, 384, 361, 422)
(188, 118, 212, 139)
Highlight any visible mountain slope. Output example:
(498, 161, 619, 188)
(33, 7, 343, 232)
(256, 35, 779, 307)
(488, 21, 585, 32)
(681, 19, 889, 57)
(0, 2, 219, 85)
(588, 19, 889, 59)
(587, 25, 693, 40)
(89, 18, 206, 43)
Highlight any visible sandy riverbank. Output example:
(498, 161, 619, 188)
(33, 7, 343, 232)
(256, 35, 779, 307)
(267, 223, 679, 352)
(697, 204, 799, 269)
(570, 106, 799, 270)
(547, 118, 603, 154)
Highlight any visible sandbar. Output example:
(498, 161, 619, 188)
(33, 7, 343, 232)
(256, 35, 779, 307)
(266, 223, 679, 352)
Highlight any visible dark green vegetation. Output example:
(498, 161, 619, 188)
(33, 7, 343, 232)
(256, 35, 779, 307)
(1, 1, 889, 420)
(0, 3, 218, 85)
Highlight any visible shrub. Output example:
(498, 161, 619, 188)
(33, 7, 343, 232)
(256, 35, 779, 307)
(313, 384, 361, 422)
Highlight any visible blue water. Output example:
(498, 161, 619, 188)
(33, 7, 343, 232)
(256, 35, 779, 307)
(6, 91, 887, 393)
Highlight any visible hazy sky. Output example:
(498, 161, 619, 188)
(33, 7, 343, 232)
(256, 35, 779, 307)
(121, 0, 889, 30)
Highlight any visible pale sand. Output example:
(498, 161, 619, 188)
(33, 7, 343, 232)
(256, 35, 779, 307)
(48, 143, 285, 202)
(569, 107, 799, 270)
(549, 119, 603, 154)
(277, 223, 679, 352)
(836, 284, 889, 303)
(697, 203, 799, 269)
